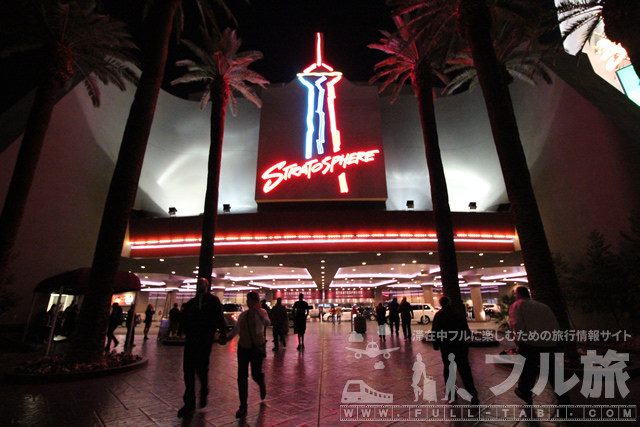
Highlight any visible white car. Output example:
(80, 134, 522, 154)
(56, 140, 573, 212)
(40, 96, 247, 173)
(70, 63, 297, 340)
(410, 304, 436, 324)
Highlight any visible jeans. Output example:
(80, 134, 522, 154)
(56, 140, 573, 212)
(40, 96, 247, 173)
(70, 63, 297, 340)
(401, 317, 412, 338)
(182, 340, 213, 407)
(237, 345, 265, 408)
(516, 342, 571, 404)
(439, 344, 477, 397)
(273, 324, 286, 349)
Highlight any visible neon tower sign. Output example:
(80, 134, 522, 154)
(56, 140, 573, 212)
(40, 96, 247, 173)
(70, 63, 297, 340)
(298, 33, 343, 160)
(256, 33, 386, 201)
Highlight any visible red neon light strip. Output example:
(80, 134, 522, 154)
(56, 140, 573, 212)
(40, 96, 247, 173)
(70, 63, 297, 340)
(130, 233, 516, 250)
(316, 32, 322, 67)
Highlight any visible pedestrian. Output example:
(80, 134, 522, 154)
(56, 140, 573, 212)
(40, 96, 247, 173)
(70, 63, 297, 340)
(509, 286, 571, 406)
(168, 302, 181, 337)
(143, 303, 155, 340)
(125, 305, 136, 347)
(227, 291, 270, 419)
(431, 296, 479, 405)
(375, 301, 387, 341)
(388, 297, 400, 335)
(261, 299, 271, 337)
(177, 278, 227, 418)
(105, 302, 123, 352)
(335, 305, 343, 324)
(269, 297, 287, 351)
(292, 293, 309, 350)
(399, 297, 414, 339)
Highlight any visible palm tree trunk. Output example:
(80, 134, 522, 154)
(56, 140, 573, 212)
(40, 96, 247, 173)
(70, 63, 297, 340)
(457, 0, 571, 332)
(68, 0, 182, 363)
(198, 80, 230, 283)
(412, 60, 463, 312)
(0, 75, 61, 288)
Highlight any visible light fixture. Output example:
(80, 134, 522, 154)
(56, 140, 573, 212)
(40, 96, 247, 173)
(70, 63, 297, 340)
(168, 207, 177, 216)
(406, 200, 414, 209)
(223, 204, 231, 213)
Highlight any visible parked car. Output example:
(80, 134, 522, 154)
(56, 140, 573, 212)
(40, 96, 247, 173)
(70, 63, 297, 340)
(121, 311, 141, 327)
(410, 304, 436, 324)
(223, 303, 244, 331)
(483, 303, 498, 318)
(361, 306, 377, 321)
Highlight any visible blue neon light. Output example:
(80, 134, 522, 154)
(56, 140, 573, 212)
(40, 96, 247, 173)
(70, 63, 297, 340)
(298, 76, 316, 159)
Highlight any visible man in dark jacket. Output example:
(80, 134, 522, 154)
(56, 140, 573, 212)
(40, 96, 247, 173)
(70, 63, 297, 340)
(432, 296, 479, 405)
(178, 278, 227, 418)
(388, 297, 400, 335)
(399, 297, 414, 339)
(269, 297, 287, 351)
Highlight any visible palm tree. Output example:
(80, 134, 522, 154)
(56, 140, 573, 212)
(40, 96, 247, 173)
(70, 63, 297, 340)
(68, 0, 234, 363)
(171, 28, 268, 283)
(369, 15, 465, 311)
(442, 12, 552, 95)
(0, 0, 138, 291)
(390, 0, 572, 333)
(555, 0, 640, 79)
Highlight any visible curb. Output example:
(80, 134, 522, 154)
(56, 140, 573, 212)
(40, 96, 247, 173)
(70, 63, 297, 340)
(3, 358, 148, 384)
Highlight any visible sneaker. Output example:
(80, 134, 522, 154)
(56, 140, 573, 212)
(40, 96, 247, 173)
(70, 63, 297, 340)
(297, 344, 302, 350)
(235, 406, 247, 418)
(514, 388, 533, 405)
(177, 405, 195, 418)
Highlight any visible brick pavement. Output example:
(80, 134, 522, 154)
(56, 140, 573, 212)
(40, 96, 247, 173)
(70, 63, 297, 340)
(1, 319, 638, 426)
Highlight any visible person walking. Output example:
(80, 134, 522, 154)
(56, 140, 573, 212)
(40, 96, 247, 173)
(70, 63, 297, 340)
(168, 303, 181, 337)
(399, 297, 414, 339)
(335, 305, 343, 324)
(388, 297, 400, 336)
(431, 296, 479, 405)
(375, 301, 387, 341)
(292, 293, 309, 350)
(227, 291, 270, 419)
(143, 303, 155, 340)
(269, 297, 287, 351)
(105, 302, 123, 352)
(177, 278, 227, 418)
(509, 286, 571, 406)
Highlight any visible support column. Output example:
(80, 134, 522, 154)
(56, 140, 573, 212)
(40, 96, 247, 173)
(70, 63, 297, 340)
(211, 286, 225, 301)
(374, 286, 383, 304)
(421, 283, 435, 307)
(464, 274, 486, 321)
(263, 289, 274, 304)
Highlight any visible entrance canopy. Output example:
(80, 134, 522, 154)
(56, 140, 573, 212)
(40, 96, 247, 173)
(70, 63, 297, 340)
(34, 267, 141, 295)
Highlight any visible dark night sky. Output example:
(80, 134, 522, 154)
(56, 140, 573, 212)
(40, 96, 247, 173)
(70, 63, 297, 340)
(226, 0, 395, 84)
(0, 1, 395, 109)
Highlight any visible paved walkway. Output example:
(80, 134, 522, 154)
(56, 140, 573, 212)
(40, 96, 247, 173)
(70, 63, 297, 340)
(1, 319, 637, 426)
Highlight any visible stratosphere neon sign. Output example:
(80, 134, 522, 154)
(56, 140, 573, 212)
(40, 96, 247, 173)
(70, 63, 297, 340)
(258, 33, 382, 196)
(261, 149, 380, 193)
